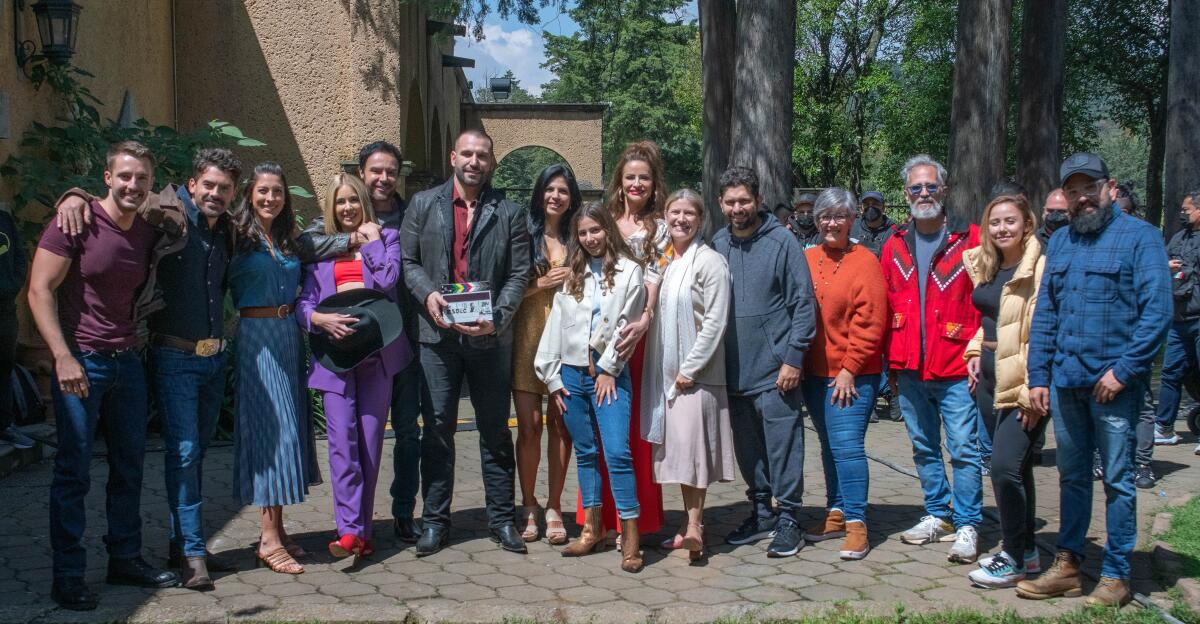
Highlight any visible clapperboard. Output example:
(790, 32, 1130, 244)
(441, 281, 493, 324)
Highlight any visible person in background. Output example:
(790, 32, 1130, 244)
(1036, 189, 1070, 250)
(787, 192, 823, 249)
(1153, 190, 1200, 459)
(851, 191, 900, 424)
(0, 206, 34, 450)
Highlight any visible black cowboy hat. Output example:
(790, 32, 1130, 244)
(310, 288, 404, 374)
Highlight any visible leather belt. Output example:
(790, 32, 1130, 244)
(240, 305, 292, 319)
(153, 334, 226, 357)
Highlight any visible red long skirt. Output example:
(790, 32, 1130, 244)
(574, 337, 664, 534)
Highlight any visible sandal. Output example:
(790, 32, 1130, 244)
(683, 523, 705, 561)
(660, 531, 685, 550)
(544, 508, 568, 545)
(519, 505, 542, 542)
(260, 533, 308, 559)
(256, 547, 304, 574)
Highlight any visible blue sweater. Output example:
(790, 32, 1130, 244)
(1027, 210, 1171, 389)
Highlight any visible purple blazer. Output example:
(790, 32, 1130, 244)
(295, 229, 414, 394)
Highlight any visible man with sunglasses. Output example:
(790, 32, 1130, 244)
(1019, 153, 1171, 607)
(879, 155, 983, 565)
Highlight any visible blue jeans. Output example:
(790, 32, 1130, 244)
(802, 374, 877, 522)
(897, 371, 983, 528)
(1052, 380, 1144, 579)
(560, 364, 639, 519)
(50, 350, 148, 580)
(389, 358, 428, 518)
(151, 346, 225, 557)
(1155, 320, 1199, 429)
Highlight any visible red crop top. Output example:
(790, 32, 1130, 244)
(333, 259, 364, 286)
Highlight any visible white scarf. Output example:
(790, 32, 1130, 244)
(641, 240, 700, 445)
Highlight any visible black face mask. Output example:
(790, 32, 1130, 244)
(794, 213, 815, 230)
(1181, 210, 1192, 227)
(1044, 211, 1069, 233)
(862, 205, 883, 222)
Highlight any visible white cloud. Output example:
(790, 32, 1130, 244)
(456, 24, 556, 97)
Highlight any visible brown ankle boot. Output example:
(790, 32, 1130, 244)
(181, 557, 214, 591)
(1085, 577, 1131, 607)
(839, 520, 869, 560)
(803, 509, 846, 542)
(1016, 550, 1082, 599)
(561, 508, 606, 557)
(620, 518, 643, 572)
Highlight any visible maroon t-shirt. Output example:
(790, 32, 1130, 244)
(37, 200, 157, 351)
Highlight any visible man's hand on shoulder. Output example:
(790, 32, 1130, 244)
(55, 194, 92, 236)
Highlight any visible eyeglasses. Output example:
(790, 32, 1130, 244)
(1064, 179, 1107, 201)
(818, 214, 851, 224)
(907, 183, 941, 196)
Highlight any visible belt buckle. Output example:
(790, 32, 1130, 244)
(276, 305, 289, 319)
(194, 339, 220, 357)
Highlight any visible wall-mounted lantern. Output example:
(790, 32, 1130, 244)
(489, 77, 512, 101)
(14, 0, 82, 77)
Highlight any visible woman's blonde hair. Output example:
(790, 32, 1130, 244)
(977, 193, 1037, 282)
(321, 173, 376, 234)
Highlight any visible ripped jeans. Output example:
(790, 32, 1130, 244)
(1050, 379, 1144, 580)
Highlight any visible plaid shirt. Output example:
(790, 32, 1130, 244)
(1028, 209, 1172, 389)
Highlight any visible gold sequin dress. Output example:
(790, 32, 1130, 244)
(511, 259, 564, 395)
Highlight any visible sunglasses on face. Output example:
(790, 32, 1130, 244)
(907, 183, 941, 196)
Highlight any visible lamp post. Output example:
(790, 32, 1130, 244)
(14, 0, 82, 77)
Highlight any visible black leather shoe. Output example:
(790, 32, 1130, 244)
(415, 526, 449, 557)
(168, 542, 237, 572)
(490, 525, 528, 554)
(51, 578, 98, 611)
(107, 556, 179, 588)
(394, 516, 421, 543)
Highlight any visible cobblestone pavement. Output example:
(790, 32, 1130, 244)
(0, 413, 1196, 623)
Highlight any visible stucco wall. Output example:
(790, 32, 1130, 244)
(466, 105, 605, 191)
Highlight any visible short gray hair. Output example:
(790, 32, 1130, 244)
(901, 154, 948, 186)
(1188, 188, 1200, 204)
(813, 187, 858, 222)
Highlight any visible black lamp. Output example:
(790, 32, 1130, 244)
(489, 77, 511, 101)
(14, 0, 82, 75)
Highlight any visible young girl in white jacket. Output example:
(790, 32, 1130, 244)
(535, 202, 646, 572)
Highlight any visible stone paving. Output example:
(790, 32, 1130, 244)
(0, 412, 1196, 623)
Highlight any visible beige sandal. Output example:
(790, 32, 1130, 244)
(545, 508, 568, 545)
(256, 547, 304, 574)
(519, 505, 541, 542)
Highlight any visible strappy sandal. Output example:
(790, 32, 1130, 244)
(683, 523, 705, 562)
(518, 505, 541, 542)
(660, 530, 685, 550)
(544, 508, 568, 545)
(259, 533, 308, 559)
(256, 547, 304, 574)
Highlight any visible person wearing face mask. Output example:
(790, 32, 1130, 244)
(1036, 189, 1070, 251)
(850, 191, 899, 423)
(1153, 190, 1200, 454)
(787, 192, 823, 249)
(1020, 153, 1171, 607)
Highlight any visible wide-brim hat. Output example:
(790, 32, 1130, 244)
(310, 288, 404, 374)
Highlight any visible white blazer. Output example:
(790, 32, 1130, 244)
(534, 255, 646, 393)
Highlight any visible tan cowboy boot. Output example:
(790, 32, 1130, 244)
(620, 518, 643, 572)
(561, 508, 606, 557)
(1085, 577, 1132, 607)
(1016, 550, 1083, 599)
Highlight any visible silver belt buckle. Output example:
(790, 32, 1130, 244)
(194, 338, 221, 357)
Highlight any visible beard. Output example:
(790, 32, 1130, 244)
(1070, 207, 1111, 235)
(909, 198, 942, 220)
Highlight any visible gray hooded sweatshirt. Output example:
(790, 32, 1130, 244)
(712, 210, 817, 396)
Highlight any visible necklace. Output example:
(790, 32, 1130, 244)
(818, 245, 850, 276)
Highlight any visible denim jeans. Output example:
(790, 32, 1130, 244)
(802, 374, 878, 522)
(1052, 379, 1144, 579)
(1154, 320, 1198, 431)
(389, 358, 428, 519)
(559, 363, 639, 519)
(50, 350, 148, 580)
(896, 371, 983, 528)
(150, 346, 225, 558)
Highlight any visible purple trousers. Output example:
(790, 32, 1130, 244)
(324, 356, 392, 540)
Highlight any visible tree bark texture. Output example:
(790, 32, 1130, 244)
(1145, 96, 1167, 229)
(948, 0, 1012, 221)
(1015, 0, 1065, 209)
(730, 0, 796, 216)
(1164, 0, 1199, 238)
(699, 0, 736, 232)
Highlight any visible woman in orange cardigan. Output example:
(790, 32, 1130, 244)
(799, 188, 888, 561)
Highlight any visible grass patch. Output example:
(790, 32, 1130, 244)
(1159, 495, 1200, 580)
(719, 605, 1172, 623)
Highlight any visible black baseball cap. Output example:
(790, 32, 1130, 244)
(1060, 153, 1109, 185)
(860, 191, 885, 204)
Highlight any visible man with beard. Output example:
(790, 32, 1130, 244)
(850, 191, 899, 422)
(302, 141, 428, 543)
(880, 154, 983, 564)
(29, 142, 183, 609)
(787, 192, 823, 248)
(401, 128, 530, 556)
(1019, 153, 1171, 607)
(1036, 188, 1070, 250)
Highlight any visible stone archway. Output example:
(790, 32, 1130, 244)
(462, 103, 607, 193)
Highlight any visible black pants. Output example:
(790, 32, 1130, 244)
(977, 350, 1049, 562)
(419, 339, 516, 529)
(0, 307, 16, 431)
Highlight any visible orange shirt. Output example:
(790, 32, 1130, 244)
(804, 244, 888, 378)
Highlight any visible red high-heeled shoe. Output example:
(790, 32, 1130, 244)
(328, 534, 364, 558)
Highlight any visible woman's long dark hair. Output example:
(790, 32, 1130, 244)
(528, 164, 582, 275)
(565, 202, 637, 300)
(235, 162, 298, 256)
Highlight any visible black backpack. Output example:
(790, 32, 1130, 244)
(9, 363, 44, 425)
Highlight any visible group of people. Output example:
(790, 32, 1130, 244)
(7, 127, 1191, 612)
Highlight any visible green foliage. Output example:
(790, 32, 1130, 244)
(493, 146, 570, 207)
(1160, 496, 1200, 580)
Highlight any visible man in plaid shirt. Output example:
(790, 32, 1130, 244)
(1018, 153, 1171, 607)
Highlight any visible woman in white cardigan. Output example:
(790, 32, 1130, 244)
(535, 202, 647, 572)
(642, 189, 734, 562)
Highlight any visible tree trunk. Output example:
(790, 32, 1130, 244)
(1015, 0, 1065, 208)
(947, 0, 1013, 221)
(1145, 97, 1167, 230)
(1164, 0, 1200, 238)
(699, 0, 736, 231)
(730, 0, 796, 217)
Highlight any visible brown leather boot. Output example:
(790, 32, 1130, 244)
(1085, 577, 1132, 607)
(1016, 550, 1082, 599)
(620, 518, 643, 572)
(181, 557, 213, 591)
(803, 508, 846, 542)
(561, 508, 606, 557)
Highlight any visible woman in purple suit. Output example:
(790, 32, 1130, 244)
(295, 173, 412, 559)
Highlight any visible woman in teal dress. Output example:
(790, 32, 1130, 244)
(228, 162, 319, 575)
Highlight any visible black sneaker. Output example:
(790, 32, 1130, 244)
(766, 519, 803, 557)
(725, 513, 778, 545)
(1134, 464, 1156, 489)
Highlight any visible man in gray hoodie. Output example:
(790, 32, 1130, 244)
(712, 166, 817, 557)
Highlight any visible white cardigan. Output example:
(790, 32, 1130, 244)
(534, 256, 646, 393)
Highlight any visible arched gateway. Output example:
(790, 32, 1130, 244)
(461, 103, 608, 193)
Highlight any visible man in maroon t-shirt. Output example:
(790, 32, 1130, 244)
(27, 141, 179, 610)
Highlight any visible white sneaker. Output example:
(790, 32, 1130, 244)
(979, 549, 1040, 574)
(1154, 425, 1180, 446)
(948, 525, 979, 563)
(899, 515, 956, 545)
(1194, 443, 1199, 456)
(968, 551, 1026, 588)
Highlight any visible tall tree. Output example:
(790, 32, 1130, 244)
(947, 0, 1013, 219)
(1163, 0, 1198, 237)
(1015, 0, 1066, 207)
(699, 0, 735, 226)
